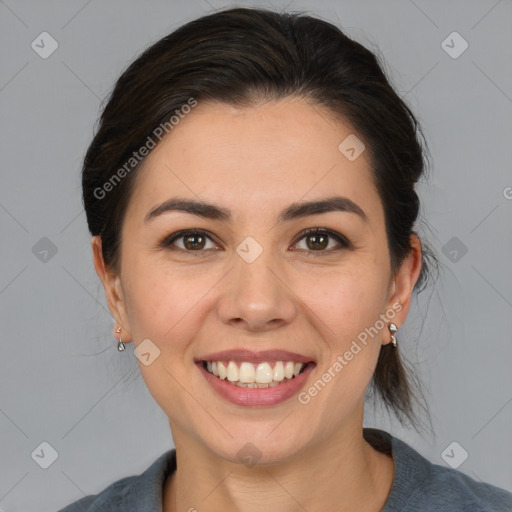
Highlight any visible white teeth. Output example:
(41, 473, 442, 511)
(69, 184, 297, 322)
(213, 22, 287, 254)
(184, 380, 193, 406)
(203, 360, 307, 385)
(273, 361, 285, 381)
(218, 361, 227, 379)
(255, 362, 273, 383)
(285, 362, 294, 379)
(235, 382, 269, 388)
(227, 361, 238, 382)
(239, 362, 256, 383)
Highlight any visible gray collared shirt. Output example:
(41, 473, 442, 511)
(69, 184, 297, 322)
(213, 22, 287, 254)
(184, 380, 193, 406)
(57, 428, 512, 511)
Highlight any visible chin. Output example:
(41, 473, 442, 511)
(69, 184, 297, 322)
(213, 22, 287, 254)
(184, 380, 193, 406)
(202, 429, 309, 469)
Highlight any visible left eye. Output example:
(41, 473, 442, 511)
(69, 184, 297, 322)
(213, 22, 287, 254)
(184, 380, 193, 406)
(292, 228, 351, 253)
(159, 228, 351, 254)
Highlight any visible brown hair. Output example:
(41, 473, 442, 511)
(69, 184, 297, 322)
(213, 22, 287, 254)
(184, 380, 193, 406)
(82, 7, 437, 429)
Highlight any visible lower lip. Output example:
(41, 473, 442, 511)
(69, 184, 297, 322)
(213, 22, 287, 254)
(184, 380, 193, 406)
(197, 362, 316, 407)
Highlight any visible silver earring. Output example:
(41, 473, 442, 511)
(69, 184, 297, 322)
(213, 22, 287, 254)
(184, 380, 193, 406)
(116, 327, 125, 352)
(389, 323, 398, 348)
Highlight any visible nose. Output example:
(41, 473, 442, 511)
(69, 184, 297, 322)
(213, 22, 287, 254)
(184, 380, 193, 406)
(216, 244, 297, 332)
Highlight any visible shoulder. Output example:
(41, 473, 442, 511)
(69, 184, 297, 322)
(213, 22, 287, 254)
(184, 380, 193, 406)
(364, 429, 512, 512)
(56, 475, 135, 512)
(408, 457, 512, 512)
(56, 449, 176, 512)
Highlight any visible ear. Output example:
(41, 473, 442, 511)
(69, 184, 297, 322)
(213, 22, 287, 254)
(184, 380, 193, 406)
(383, 233, 423, 343)
(91, 236, 132, 343)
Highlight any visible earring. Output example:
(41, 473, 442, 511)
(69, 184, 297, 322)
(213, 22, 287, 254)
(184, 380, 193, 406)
(389, 323, 398, 348)
(116, 327, 125, 352)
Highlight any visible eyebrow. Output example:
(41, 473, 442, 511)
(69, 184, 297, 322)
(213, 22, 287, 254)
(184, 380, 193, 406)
(144, 196, 368, 224)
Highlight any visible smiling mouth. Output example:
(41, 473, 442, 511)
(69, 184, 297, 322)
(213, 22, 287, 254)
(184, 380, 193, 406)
(200, 360, 312, 388)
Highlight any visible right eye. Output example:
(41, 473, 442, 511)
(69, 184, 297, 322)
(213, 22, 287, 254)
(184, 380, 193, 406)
(159, 229, 220, 252)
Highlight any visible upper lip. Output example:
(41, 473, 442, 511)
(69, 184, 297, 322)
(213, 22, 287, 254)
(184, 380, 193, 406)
(195, 349, 314, 365)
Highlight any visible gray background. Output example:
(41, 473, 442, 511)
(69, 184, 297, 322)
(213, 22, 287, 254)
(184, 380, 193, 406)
(1, 0, 511, 510)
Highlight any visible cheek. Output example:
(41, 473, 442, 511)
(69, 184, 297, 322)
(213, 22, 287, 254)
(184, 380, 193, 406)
(121, 253, 225, 358)
(122, 248, 390, 348)
(311, 263, 389, 335)
(120, 253, 189, 341)
(291, 289, 386, 438)
(311, 265, 388, 386)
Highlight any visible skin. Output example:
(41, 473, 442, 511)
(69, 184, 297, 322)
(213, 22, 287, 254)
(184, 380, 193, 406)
(92, 97, 422, 512)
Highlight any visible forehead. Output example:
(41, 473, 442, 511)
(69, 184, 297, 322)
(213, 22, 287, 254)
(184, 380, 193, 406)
(125, 97, 382, 226)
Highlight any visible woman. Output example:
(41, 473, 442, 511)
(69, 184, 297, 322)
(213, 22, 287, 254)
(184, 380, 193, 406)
(58, 7, 512, 512)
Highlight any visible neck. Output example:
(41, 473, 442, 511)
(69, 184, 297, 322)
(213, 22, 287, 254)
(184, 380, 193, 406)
(163, 422, 394, 512)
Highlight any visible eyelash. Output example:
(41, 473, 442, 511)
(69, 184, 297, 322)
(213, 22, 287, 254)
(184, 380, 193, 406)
(159, 228, 352, 256)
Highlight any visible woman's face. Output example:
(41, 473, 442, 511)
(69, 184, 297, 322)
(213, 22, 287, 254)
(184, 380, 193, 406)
(94, 97, 419, 464)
